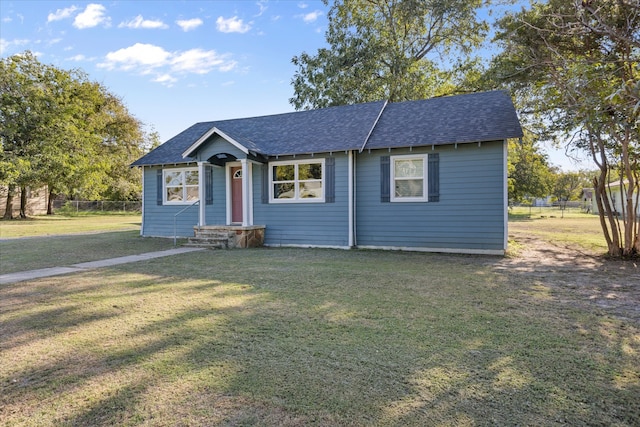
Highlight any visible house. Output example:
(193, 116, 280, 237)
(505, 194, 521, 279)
(0, 186, 49, 218)
(590, 182, 640, 218)
(132, 90, 523, 255)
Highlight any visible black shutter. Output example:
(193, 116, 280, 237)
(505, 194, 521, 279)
(205, 166, 213, 205)
(428, 153, 439, 202)
(380, 156, 390, 203)
(261, 164, 269, 204)
(325, 157, 335, 203)
(156, 169, 163, 205)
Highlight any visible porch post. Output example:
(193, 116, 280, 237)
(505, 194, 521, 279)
(240, 159, 251, 226)
(198, 161, 205, 227)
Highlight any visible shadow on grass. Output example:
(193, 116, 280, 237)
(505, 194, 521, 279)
(1, 249, 639, 426)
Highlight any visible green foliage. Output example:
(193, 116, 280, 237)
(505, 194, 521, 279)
(508, 133, 554, 203)
(0, 52, 146, 212)
(490, 0, 639, 256)
(290, 0, 488, 109)
(551, 170, 592, 202)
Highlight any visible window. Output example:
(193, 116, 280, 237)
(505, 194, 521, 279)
(270, 159, 324, 202)
(163, 168, 199, 204)
(391, 155, 427, 202)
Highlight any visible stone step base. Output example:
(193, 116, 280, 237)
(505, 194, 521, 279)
(189, 225, 265, 249)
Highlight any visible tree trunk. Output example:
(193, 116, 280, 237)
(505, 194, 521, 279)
(20, 186, 28, 219)
(3, 184, 15, 220)
(47, 188, 55, 215)
(594, 174, 622, 257)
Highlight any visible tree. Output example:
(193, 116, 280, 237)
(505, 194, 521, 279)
(552, 170, 591, 203)
(491, 0, 639, 257)
(0, 52, 146, 216)
(290, 0, 488, 110)
(508, 132, 554, 204)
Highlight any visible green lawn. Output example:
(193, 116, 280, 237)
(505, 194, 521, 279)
(0, 214, 142, 238)
(0, 214, 638, 426)
(509, 207, 608, 253)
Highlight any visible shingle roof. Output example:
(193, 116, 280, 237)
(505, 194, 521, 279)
(365, 90, 523, 149)
(132, 91, 522, 167)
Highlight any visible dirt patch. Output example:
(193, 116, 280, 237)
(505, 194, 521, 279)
(495, 230, 640, 325)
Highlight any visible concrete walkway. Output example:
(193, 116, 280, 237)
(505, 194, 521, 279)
(0, 247, 204, 285)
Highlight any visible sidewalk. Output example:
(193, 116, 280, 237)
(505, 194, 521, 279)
(0, 247, 204, 285)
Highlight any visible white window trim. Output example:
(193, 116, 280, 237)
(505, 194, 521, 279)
(269, 158, 325, 203)
(163, 167, 199, 205)
(390, 154, 428, 202)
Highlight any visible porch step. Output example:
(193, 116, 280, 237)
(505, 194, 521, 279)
(188, 225, 265, 249)
(186, 229, 234, 249)
(184, 236, 230, 249)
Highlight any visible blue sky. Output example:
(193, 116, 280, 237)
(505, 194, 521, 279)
(0, 0, 587, 170)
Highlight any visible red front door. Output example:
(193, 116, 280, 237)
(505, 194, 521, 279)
(231, 166, 243, 223)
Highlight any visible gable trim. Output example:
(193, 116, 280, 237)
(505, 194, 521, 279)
(182, 126, 250, 159)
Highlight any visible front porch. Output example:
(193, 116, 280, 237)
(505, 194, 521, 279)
(187, 225, 265, 249)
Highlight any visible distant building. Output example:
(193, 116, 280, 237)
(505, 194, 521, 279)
(0, 186, 49, 217)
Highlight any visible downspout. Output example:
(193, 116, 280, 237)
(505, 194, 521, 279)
(352, 151, 357, 247)
(503, 140, 508, 252)
(348, 150, 354, 247)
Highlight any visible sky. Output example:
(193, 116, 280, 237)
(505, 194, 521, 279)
(0, 0, 588, 171)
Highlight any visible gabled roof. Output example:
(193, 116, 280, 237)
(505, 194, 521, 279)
(364, 91, 523, 150)
(132, 91, 522, 167)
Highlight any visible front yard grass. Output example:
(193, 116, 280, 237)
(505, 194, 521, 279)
(0, 213, 142, 239)
(1, 211, 638, 425)
(2, 241, 638, 425)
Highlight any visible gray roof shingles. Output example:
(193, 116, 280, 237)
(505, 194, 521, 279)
(132, 91, 522, 167)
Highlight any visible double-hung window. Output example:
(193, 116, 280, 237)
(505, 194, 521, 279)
(391, 155, 428, 202)
(163, 168, 199, 204)
(270, 159, 325, 203)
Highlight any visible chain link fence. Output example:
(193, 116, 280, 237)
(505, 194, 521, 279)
(53, 200, 142, 213)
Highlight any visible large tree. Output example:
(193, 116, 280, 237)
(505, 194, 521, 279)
(491, 0, 639, 257)
(508, 132, 555, 204)
(0, 52, 146, 217)
(290, 0, 488, 110)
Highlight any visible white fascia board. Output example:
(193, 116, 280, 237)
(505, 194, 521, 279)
(182, 126, 249, 159)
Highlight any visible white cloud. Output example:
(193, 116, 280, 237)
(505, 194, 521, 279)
(171, 48, 235, 74)
(154, 74, 178, 86)
(0, 39, 9, 55)
(67, 54, 87, 61)
(73, 4, 110, 29)
(216, 16, 251, 33)
(298, 2, 309, 9)
(0, 38, 30, 55)
(99, 43, 237, 83)
(255, 0, 268, 17)
(99, 43, 171, 71)
(176, 18, 203, 32)
(301, 10, 323, 23)
(47, 6, 78, 23)
(119, 15, 168, 29)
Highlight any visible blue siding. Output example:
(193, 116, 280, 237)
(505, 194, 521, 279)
(141, 142, 507, 252)
(141, 166, 199, 237)
(355, 141, 506, 251)
(253, 154, 350, 247)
